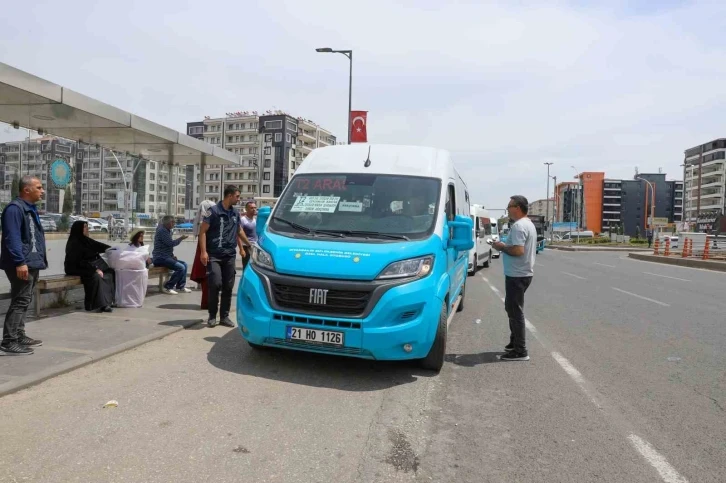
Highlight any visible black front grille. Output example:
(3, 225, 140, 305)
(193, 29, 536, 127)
(271, 283, 371, 316)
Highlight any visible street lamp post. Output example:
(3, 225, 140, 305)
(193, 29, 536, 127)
(637, 177, 655, 238)
(550, 174, 557, 240)
(571, 166, 582, 243)
(316, 47, 353, 144)
(544, 162, 553, 240)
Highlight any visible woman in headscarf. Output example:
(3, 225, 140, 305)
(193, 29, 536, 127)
(64, 220, 115, 313)
(190, 200, 215, 310)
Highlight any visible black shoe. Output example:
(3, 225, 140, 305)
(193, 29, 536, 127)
(500, 351, 530, 361)
(208, 317, 218, 328)
(504, 343, 514, 351)
(0, 342, 34, 355)
(219, 317, 235, 328)
(102, 306, 113, 313)
(18, 336, 42, 347)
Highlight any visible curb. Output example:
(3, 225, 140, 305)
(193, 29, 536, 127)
(548, 246, 651, 252)
(628, 253, 726, 272)
(0, 318, 203, 398)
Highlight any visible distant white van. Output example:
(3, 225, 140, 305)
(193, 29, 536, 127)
(468, 204, 493, 274)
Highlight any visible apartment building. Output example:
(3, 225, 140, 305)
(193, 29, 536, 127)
(1, 137, 186, 220)
(528, 198, 554, 217)
(600, 173, 683, 236)
(683, 139, 726, 225)
(554, 182, 579, 223)
(186, 110, 336, 206)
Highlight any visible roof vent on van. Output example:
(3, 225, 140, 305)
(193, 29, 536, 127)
(364, 146, 372, 168)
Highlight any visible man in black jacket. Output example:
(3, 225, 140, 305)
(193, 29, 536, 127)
(0, 176, 47, 355)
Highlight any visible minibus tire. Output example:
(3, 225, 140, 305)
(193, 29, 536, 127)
(420, 302, 447, 372)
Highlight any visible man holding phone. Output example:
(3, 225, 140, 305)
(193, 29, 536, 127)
(491, 195, 537, 361)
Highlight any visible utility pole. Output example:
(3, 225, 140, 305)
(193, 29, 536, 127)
(544, 162, 553, 240)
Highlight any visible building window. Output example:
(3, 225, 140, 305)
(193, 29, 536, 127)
(286, 133, 292, 143)
(265, 120, 283, 130)
(264, 159, 271, 168)
(275, 133, 282, 142)
(263, 172, 271, 180)
(264, 134, 272, 143)
(264, 147, 271, 155)
(263, 185, 270, 194)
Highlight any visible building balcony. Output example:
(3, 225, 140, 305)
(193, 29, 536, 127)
(603, 187, 621, 191)
(298, 129, 317, 141)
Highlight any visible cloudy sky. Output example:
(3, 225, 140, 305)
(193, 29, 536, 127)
(1, 0, 725, 213)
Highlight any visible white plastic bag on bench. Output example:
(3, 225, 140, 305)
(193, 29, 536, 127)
(107, 245, 149, 271)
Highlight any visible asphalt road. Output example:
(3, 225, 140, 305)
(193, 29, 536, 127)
(0, 251, 723, 482)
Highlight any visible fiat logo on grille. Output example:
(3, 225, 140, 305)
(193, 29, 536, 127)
(309, 288, 329, 305)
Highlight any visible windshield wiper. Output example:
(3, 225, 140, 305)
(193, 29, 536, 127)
(272, 217, 312, 234)
(337, 230, 410, 241)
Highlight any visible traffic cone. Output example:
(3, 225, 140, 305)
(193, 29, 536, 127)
(653, 238, 660, 255)
(682, 238, 689, 258)
(703, 239, 710, 260)
(664, 237, 671, 256)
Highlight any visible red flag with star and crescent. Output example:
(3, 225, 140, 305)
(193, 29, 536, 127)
(350, 111, 368, 143)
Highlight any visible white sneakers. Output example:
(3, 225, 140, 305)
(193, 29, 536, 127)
(161, 287, 193, 295)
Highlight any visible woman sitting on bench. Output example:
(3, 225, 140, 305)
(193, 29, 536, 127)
(64, 221, 116, 313)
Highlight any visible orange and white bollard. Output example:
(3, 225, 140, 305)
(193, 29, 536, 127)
(664, 237, 671, 256)
(682, 238, 689, 258)
(688, 238, 694, 257)
(653, 238, 660, 255)
(703, 239, 711, 260)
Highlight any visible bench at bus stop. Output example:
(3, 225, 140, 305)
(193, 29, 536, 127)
(31, 266, 173, 317)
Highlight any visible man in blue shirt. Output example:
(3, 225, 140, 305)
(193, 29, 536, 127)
(153, 215, 189, 295)
(198, 186, 250, 327)
(0, 176, 47, 355)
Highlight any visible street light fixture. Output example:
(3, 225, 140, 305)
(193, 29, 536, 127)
(316, 47, 353, 144)
(636, 176, 656, 238)
(544, 162, 553, 240)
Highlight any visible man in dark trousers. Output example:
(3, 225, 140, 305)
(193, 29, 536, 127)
(0, 176, 47, 355)
(198, 186, 251, 328)
(492, 195, 537, 361)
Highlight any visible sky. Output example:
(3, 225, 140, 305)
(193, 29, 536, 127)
(1, 0, 725, 213)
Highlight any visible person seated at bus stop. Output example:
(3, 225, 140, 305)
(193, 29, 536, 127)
(64, 221, 115, 313)
(152, 216, 190, 295)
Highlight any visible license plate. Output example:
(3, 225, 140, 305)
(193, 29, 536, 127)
(286, 326, 344, 346)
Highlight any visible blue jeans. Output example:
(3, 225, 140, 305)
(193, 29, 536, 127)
(154, 257, 187, 290)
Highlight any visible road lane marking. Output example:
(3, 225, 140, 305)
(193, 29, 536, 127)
(594, 262, 616, 268)
(479, 274, 688, 482)
(612, 287, 670, 307)
(561, 271, 587, 280)
(628, 435, 690, 483)
(643, 272, 691, 282)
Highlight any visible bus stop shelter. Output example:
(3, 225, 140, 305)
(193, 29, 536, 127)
(0, 61, 239, 214)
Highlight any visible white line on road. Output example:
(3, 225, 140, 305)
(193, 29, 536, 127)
(561, 271, 587, 280)
(593, 262, 616, 268)
(643, 272, 691, 282)
(628, 435, 690, 483)
(478, 274, 687, 482)
(612, 287, 670, 307)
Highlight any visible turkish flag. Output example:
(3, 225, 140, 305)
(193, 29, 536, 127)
(350, 111, 368, 143)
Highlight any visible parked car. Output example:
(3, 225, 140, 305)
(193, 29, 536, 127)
(38, 215, 57, 232)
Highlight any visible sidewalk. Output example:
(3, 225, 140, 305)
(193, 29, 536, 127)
(0, 289, 220, 397)
(628, 252, 726, 272)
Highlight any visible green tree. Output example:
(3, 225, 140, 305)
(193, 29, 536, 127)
(62, 186, 74, 214)
(57, 214, 70, 232)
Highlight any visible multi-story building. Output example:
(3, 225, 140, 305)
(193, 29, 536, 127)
(683, 139, 726, 226)
(1, 137, 186, 221)
(554, 182, 579, 223)
(600, 173, 683, 236)
(527, 198, 553, 217)
(186, 110, 336, 205)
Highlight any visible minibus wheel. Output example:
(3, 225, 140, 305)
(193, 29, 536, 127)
(420, 302, 447, 372)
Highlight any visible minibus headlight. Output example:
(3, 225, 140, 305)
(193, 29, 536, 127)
(377, 256, 434, 280)
(251, 245, 275, 271)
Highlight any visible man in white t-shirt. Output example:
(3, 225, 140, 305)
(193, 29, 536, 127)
(492, 195, 537, 361)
